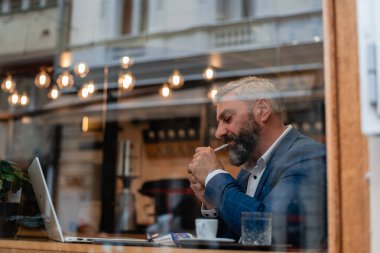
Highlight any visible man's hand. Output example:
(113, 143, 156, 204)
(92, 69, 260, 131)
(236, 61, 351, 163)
(188, 174, 214, 209)
(188, 147, 224, 184)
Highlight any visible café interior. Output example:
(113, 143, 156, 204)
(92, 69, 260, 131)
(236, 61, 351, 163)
(0, 0, 378, 253)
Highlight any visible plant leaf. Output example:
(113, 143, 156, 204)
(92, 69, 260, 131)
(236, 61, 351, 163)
(0, 160, 29, 202)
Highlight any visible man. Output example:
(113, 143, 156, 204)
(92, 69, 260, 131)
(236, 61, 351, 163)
(187, 76, 326, 249)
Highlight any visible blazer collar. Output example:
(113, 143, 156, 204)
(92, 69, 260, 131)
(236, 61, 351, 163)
(253, 128, 301, 198)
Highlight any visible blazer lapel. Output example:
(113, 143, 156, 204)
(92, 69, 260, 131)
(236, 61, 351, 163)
(253, 128, 301, 198)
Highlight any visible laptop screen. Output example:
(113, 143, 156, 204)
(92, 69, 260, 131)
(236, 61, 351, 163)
(27, 157, 65, 242)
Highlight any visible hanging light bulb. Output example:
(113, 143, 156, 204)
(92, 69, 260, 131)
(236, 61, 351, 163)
(74, 62, 90, 78)
(203, 66, 215, 81)
(48, 86, 60, 100)
(34, 69, 51, 88)
(120, 56, 134, 69)
(60, 51, 72, 68)
(118, 71, 136, 92)
(8, 91, 20, 106)
(78, 86, 90, 99)
(1, 75, 16, 93)
(86, 81, 96, 94)
(19, 93, 30, 106)
(208, 84, 218, 102)
(159, 83, 171, 98)
(168, 70, 184, 89)
(57, 71, 74, 89)
(82, 116, 89, 132)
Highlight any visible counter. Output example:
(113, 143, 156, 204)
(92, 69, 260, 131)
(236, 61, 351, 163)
(0, 238, 325, 253)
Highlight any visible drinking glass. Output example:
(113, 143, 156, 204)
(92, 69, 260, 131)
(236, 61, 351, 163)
(241, 212, 272, 245)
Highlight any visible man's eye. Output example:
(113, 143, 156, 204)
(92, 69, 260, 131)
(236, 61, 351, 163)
(224, 116, 232, 123)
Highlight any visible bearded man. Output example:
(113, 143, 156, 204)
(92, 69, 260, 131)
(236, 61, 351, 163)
(187, 76, 327, 249)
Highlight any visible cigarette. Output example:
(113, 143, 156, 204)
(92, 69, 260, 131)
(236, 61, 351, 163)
(214, 143, 229, 152)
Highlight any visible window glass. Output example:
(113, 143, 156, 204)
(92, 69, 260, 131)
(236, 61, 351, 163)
(0, 0, 326, 250)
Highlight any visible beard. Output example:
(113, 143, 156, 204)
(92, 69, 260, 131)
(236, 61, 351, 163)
(224, 115, 261, 166)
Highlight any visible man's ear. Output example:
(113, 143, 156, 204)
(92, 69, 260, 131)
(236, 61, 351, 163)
(257, 99, 271, 122)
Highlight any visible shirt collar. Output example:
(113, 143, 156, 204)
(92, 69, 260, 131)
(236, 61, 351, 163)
(245, 125, 293, 172)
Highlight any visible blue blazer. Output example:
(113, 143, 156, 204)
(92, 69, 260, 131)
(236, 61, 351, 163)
(205, 128, 327, 249)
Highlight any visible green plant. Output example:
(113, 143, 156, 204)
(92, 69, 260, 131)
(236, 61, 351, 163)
(0, 160, 29, 202)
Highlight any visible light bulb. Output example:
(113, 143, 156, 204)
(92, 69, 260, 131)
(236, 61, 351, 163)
(159, 83, 171, 98)
(74, 62, 90, 78)
(8, 91, 19, 105)
(57, 71, 74, 89)
(120, 56, 134, 69)
(1, 75, 16, 93)
(82, 116, 89, 132)
(118, 71, 135, 92)
(203, 66, 215, 81)
(20, 93, 29, 106)
(60, 51, 72, 68)
(208, 84, 218, 102)
(78, 86, 90, 99)
(86, 81, 95, 94)
(48, 86, 60, 100)
(34, 70, 51, 88)
(168, 70, 184, 89)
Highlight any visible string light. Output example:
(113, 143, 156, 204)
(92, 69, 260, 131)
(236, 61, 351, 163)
(1, 75, 16, 93)
(34, 69, 51, 88)
(118, 71, 136, 92)
(168, 70, 184, 89)
(82, 116, 89, 132)
(4, 64, 218, 104)
(78, 86, 89, 99)
(203, 66, 215, 81)
(48, 86, 60, 100)
(86, 81, 96, 94)
(57, 71, 74, 89)
(8, 91, 19, 105)
(77, 81, 96, 99)
(120, 56, 134, 69)
(60, 51, 72, 68)
(19, 93, 30, 106)
(78, 85, 93, 99)
(208, 84, 218, 102)
(74, 62, 90, 78)
(159, 83, 171, 98)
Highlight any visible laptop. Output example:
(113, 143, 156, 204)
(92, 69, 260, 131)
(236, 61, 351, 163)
(27, 157, 158, 246)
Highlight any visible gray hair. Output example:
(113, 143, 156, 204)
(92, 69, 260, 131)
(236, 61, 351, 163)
(215, 76, 284, 119)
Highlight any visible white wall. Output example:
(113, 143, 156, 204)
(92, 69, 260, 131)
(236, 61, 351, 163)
(70, 0, 120, 46)
(254, 0, 321, 17)
(369, 137, 380, 253)
(147, 0, 217, 33)
(0, 8, 57, 56)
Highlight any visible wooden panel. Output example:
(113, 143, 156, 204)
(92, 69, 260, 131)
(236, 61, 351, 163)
(323, 0, 342, 252)
(323, 0, 370, 253)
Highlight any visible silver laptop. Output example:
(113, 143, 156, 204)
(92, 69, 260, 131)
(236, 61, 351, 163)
(27, 157, 156, 245)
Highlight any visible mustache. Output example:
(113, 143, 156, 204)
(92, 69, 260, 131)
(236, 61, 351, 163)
(223, 134, 237, 144)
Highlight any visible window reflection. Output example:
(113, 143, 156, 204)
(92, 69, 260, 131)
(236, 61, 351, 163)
(0, 0, 326, 250)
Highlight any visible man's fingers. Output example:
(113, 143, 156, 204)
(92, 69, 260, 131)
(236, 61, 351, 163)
(194, 147, 213, 156)
(190, 182, 204, 192)
(188, 174, 197, 184)
(187, 161, 195, 174)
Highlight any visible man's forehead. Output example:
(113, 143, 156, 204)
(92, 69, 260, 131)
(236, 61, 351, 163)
(216, 98, 247, 117)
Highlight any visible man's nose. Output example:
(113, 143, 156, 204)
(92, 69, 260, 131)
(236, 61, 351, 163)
(214, 124, 227, 139)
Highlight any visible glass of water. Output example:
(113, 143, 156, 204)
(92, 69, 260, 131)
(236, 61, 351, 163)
(241, 212, 272, 245)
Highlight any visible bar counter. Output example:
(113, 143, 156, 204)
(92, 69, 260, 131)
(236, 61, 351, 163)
(0, 238, 326, 253)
